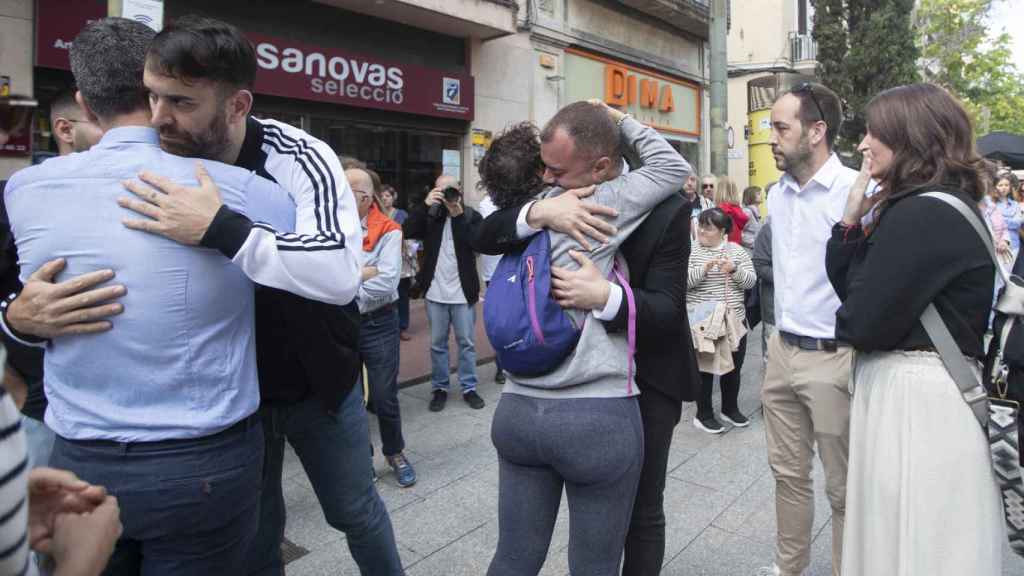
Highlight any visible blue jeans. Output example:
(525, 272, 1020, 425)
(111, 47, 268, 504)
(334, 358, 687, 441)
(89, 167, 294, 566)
(22, 416, 55, 469)
(49, 416, 264, 576)
(247, 387, 403, 575)
(397, 278, 411, 331)
(425, 300, 478, 393)
(361, 306, 405, 456)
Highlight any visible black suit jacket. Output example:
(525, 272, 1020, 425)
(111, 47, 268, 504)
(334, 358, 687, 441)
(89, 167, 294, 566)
(471, 194, 701, 408)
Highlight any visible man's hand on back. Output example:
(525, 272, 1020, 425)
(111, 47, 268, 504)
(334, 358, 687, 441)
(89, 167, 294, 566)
(119, 162, 223, 246)
(525, 186, 617, 251)
(7, 258, 125, 339)
(551, 250, 611, 311)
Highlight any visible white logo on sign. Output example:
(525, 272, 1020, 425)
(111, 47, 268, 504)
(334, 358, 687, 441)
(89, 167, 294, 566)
(443, 77, 461, 105)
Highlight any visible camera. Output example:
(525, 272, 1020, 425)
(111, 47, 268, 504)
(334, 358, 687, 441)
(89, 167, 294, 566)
(429, 186, 462, 218)
(442, 186, 461, 202)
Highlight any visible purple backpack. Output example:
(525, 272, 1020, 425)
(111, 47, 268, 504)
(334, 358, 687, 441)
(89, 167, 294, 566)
(483, 231, 637, 385)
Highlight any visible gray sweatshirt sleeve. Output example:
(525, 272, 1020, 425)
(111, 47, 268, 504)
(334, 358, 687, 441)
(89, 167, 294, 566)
(565, 117, 690, 262)
(752, 222, 773, 284)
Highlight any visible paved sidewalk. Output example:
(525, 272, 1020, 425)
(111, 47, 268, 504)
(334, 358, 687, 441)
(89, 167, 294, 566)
(283, 328, 1024, 575)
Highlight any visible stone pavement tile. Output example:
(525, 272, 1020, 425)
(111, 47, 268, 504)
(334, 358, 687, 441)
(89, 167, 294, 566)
(400, 411, 493, 460)
(808, 520, 834, 576)
(660, 477, 743, 567)
(283, 477, 340, 552)
(389, 464, 501, 558)
(382, 437, 497, 501)
(282, 439, 304, 481)
(662, 525, 776, 576)
(405, 521, 496, 576)
(713, 462, 833, 544)
(285, 535, 423, 576)
(669, 413, 770, 498)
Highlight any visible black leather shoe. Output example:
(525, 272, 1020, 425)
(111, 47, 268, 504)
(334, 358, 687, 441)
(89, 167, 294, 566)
(463, 391, 485, 409)
(429, 390, 447, 412)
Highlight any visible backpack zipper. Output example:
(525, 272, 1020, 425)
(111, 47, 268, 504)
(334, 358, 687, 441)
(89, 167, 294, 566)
(526, 256, 546, 345)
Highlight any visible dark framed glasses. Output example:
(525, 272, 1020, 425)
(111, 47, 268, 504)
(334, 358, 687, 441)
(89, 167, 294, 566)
(793, 81, 826, 124)
(702, 184, 715, 189)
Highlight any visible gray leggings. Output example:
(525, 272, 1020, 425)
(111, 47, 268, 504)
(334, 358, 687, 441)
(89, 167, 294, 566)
(487, 393, 644, 576)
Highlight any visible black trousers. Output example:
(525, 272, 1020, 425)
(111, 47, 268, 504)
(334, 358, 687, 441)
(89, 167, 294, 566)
(697, 335, 747, 420)
(622, 386, 682, 576)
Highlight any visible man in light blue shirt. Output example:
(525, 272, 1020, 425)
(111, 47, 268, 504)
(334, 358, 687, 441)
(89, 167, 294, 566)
(2, 18, 296, 573)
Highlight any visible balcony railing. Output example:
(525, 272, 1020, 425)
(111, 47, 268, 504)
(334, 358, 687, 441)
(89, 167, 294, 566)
(790, 32, 817, 65)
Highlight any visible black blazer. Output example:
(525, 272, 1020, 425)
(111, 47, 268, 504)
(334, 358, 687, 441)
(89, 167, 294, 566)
(471, 194, 701, 408)
(403, 206, 483, 305)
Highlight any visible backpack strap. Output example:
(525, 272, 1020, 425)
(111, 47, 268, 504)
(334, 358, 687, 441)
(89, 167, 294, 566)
(611, 260, 637, 396)
(917, 192, 998, 428)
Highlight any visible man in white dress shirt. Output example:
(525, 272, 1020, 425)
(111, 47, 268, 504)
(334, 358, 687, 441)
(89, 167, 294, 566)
(758, 82, 858, 576)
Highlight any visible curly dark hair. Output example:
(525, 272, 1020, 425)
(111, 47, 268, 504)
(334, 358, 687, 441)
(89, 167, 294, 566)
(477, 122, 546, 210)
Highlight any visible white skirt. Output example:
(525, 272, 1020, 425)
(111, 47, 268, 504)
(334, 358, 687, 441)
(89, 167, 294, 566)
(841, 351, 1004, 576)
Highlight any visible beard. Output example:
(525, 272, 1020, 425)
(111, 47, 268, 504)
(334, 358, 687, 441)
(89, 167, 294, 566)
(773, 136, 812, 174)
(159, 107, 231, 161)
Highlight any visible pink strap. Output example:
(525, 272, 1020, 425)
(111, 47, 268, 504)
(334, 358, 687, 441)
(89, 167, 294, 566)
(611, 261, 637, 395)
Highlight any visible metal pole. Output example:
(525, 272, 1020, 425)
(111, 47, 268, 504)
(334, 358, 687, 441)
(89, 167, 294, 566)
(709, 0, 728, 177)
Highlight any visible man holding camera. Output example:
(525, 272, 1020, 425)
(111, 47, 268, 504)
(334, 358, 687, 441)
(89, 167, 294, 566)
(402, 175, 484, 412)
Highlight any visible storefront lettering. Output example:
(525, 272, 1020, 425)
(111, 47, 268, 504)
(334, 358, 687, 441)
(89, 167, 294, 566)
(256, 42, 405, 105)
(604, 64, 675, 113)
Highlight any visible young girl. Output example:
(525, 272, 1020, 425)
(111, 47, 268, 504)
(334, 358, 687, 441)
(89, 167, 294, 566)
(687, 208, 756, 433)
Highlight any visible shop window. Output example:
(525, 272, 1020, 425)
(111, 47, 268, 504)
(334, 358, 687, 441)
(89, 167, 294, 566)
(309, 118, 461, 211)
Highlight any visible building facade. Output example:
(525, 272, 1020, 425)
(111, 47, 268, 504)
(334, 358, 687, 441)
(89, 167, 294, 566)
(726, 0, 816, 192)
(3, 0, 709, 208)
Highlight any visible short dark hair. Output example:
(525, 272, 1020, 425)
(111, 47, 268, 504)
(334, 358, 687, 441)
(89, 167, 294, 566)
(69, 18, 154, 119)
(49, 88, 79, 124)
(147, 15, 256, 89)
(477, 122, 546, 211)
(540, 101, 622, 162)
(783, 82, 843, 150)
(742, 186, 762, 206)
(698, 207, 733, 235)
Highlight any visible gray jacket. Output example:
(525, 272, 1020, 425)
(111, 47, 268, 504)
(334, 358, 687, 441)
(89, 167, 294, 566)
(504, 117, 690, 399)
(752, 221, 774, 326)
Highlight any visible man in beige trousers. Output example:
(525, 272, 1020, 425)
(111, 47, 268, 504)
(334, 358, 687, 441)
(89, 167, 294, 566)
(757, 82, 859, 576)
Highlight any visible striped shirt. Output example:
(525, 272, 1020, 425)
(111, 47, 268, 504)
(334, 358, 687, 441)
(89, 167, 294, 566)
(687, 240, 756, 322)
(0, 347, 30, 576)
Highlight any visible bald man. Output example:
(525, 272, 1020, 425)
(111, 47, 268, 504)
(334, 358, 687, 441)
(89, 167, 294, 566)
(346, 168, 416, 487)
(402, 174, 484, 412)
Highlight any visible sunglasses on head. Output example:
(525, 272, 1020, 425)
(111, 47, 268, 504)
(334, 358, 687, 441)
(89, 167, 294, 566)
(793, 81, 826, 124)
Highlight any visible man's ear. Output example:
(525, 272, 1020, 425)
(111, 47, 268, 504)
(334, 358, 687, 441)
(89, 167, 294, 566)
(227, 89, 253, 125)
(74, 91, 100, 124)
(592, 156, 613, 178)
(52, 117, 74, 146)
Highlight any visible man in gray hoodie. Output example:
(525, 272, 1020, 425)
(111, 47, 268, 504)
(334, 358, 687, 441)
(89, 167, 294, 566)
(476, 101, 690, 575)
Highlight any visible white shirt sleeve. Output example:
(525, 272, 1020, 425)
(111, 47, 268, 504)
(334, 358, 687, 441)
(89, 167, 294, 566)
(229, 131, 362, 306)
(592, 282, 623, 321)
(516, 201, 542, 240)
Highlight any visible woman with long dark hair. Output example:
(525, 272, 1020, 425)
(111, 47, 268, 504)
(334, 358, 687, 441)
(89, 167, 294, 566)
(826, 83, 1003, 575)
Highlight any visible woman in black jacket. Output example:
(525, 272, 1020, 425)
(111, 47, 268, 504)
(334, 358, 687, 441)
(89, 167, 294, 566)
(825, 83, 1003, 576)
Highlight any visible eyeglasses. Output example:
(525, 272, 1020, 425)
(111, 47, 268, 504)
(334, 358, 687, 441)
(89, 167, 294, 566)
(793, 81, 826, 125)
(702, 184, 715, 189)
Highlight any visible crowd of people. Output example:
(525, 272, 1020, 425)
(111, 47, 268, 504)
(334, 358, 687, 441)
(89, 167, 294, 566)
(0, 13, 1019, 576)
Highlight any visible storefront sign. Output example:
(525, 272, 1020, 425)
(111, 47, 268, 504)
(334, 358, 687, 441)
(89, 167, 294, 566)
(121, 0, 164, 31)
(34, 2, 474, 121)
(35, 0, 106, 71)
(251, 34, 473, 121)
(564, 48, 700, 137)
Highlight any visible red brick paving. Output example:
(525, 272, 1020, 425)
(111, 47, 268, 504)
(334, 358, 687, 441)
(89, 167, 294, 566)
(397, 299, 496, 386)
